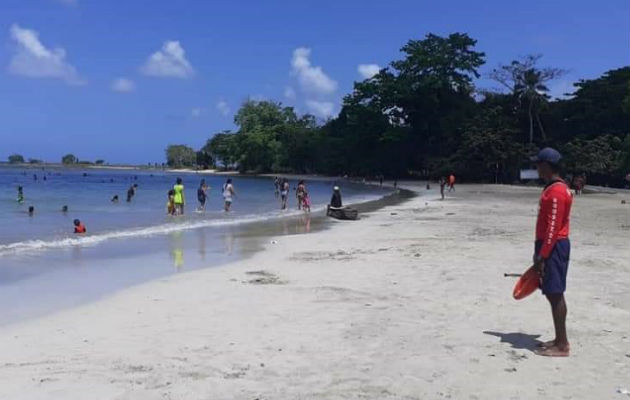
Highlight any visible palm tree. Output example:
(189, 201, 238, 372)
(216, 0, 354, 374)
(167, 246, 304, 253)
(490, 55, 564, 144)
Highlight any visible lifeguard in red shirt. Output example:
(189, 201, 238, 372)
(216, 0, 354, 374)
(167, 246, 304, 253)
(531, 147, 573, 357)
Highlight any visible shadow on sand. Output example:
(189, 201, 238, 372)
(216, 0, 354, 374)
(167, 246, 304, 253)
(483, 331, 542, 352)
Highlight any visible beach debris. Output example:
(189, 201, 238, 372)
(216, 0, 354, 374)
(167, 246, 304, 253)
(414, 253, 421, 257)
(390, 212, 398, 215)
(245, 270, 285, 285)
(617, 387, 630, 396)
(446, 212, 455, 215)
(270, 240, 278, 244)
(621, 200, 626, 204)
(504, 367, 517, 373)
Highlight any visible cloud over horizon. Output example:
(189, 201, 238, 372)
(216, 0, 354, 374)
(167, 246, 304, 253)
(357, 64, 380, 79)
(216, 100, 230, 116)
(7, 24, 85, 85)
(291, 47, 337, 95)
(306, 100, 334, 118)
(111, 77, 135, 92)
(141, 41, 194, 78)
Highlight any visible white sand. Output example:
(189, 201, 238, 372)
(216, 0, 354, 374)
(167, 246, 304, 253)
(1, 184, 628, 399)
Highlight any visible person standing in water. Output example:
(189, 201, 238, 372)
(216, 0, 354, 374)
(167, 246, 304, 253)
(197, 179, 209, 211)
(17, 186, 24, 203)
(173, 178, 185, 215)
(166, 189, 176, 215)
(273, 177, 280, 197)
(280, 179, 289, 210)
(296, 180, 307, 210)
(222, 178, 235, 212)
(126, 184, 138, 202)
(530, 148, 573, 357)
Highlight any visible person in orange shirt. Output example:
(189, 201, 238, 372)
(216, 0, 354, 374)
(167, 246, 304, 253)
(447, 174, 455, 192)
(531, 147, 573, 357)
(73, 219, 87, 234)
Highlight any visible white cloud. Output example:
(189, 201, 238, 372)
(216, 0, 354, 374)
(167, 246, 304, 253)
(357, 64, 380, 79)
(216, 100, 230, 116)
(191, 107, 203, 117)
(7, 24, 84, 85)
(141, 41, 194, 78)
(548, 80, 575, 100)
(306, 100, 335, 118)
(291, 47, 337, 95)
(284, 86, 296, 100)
(111, 77, 135, 93)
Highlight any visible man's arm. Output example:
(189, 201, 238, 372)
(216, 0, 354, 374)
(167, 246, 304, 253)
(539, 189, 566, 260)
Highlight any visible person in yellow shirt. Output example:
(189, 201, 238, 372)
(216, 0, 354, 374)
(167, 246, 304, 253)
(173, 178, 185, 215)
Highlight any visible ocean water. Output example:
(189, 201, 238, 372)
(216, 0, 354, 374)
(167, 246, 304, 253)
(0, 166, 393, 325)
(0, 167, 388, 253)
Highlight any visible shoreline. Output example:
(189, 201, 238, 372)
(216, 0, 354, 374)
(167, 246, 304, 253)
(1, 183, 628, 399)
(0, 177, 408, 326)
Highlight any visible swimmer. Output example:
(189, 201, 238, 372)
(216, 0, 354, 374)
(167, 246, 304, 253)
(28, 206, 34, 216)
(62, 205, 68, 213)
(17, 186, 24, 203)
(73, 219, 86, 234)
(111, 194, 119, 203)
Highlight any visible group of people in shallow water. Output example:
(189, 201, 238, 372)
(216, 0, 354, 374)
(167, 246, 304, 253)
(15, 176, 343, 235)
(165, 178, 236, 215)
(273, 177, 311, 212)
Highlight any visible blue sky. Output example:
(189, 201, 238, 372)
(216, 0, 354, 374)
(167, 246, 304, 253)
(1, 0, 628, 164)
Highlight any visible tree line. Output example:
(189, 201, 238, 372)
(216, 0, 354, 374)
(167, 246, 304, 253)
(5, 153, 105, 165)
(166, 33, 629, 187)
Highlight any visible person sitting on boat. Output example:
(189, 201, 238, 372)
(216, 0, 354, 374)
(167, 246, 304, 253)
(330, 186, 342, 208)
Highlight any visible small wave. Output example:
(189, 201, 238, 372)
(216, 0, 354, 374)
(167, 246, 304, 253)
(0, 195, 383, 256)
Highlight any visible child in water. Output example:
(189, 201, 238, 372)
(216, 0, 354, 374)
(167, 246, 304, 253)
(167, 189, 176, 215)
(73, 219, 86, 233)
(303, 192, 311, 213)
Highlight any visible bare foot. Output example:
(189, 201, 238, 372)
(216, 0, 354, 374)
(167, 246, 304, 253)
(535, 344, 570, 357)
(537, 340, 556, 349)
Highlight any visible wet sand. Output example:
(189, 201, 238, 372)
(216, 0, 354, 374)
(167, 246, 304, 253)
(0, 183, 628, 399)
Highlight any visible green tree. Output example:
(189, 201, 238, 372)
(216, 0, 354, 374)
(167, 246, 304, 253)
(455, 106, 530, 182)
(489, 55, 565, 144)
(61, 154, 78, 164)
(229, 100, 316, 172)
(203, 132, 238, 169)
(8, 154, 25, 164)
(562, 134, 627, 185)
(325, 32, 485, 176)
(95, 159, 105, 165)
(165, 145, 196, 168)
(28, 158, 42, 164)
(547, 67, 630, 143)
(195, 150, 213, 169)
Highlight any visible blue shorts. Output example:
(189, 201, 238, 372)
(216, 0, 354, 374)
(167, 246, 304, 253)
(535, 239, 570, 295)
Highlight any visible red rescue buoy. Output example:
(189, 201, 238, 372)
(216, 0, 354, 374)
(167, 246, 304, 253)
(513, 266, 540, 300)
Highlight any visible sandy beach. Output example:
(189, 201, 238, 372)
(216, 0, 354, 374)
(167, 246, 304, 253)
(1, 183, 628, 399)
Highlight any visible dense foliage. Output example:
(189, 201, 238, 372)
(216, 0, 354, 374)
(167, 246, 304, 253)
(61, 154, 78, 165)
(165, 145, 196, 168)
(173, 33, 630, 186)
(8, 154, 24, 164)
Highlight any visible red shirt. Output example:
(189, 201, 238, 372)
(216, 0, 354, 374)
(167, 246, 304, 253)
(536, 180, 573, 258)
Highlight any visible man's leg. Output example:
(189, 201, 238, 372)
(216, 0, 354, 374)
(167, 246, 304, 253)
(537, 294, 570, 356)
